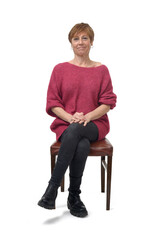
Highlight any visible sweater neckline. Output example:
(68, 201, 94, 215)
(65, 62, 105, 69)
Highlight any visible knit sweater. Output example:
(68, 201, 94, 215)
(46, 62, 117, 141)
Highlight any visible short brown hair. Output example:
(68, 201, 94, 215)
(68, 23, 94, 43)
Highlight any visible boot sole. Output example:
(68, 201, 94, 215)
(38, 201, 55, 210)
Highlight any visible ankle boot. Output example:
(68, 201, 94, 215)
(67, 190, 88, 217)
(38, 182, 58, 209)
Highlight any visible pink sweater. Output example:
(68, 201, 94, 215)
(46, 62, 117, 141)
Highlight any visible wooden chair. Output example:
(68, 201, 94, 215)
(50, 138, 113, 210)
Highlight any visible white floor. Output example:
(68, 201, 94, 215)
(1, 150, 160, 240)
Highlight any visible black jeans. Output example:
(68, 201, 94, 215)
(49, 122, 99, 190)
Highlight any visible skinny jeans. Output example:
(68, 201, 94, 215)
(49, 122, 99, 189)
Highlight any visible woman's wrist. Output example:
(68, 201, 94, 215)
(84, 113, 92, 122)
(51, 107, 73, 123)
(67, 114, 73, 123)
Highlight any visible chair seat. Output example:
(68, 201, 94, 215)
(89, 138, 113, 156)
(51, 138, 113, 157)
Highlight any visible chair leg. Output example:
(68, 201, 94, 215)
(50, 153, 56, 209)
(101, 156, 105, 192)
(61, 176, 65, 192)
(51, 154, 56, 175)
(106, 155, 112, 210)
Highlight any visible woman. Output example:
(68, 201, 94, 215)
(38, 23, 117, 217)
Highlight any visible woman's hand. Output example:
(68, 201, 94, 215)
(70, 112, 91, 126)
(80, 113, 91, 126)
(70, 112, 85, 124)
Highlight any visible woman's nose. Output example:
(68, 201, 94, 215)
(78, 38, 83, 44)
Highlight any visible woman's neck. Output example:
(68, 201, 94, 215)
(70, 55, 94, 67)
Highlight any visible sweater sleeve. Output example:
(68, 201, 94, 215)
(98, 67, 117, 109)
(46, 67, 64, 117)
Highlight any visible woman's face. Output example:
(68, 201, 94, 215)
(71, 31, 93, 57)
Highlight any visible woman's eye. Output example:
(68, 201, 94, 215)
(73, 36, 88, 41)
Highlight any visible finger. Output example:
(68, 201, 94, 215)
(83, 121, 87, 126)
(75, 119, 80, 123)
(78, 119, 83, 123)
(78, 121, 83, 124)
(79, 120, 84, 124)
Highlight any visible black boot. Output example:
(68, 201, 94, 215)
(67, 175, 88, 217)
(38, 182, 58, 210)
(67, 190, 88, 217)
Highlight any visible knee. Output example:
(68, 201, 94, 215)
(77, 138, 90, 153)
(65, 123, 83, 138)
(69, 122, 83, 132)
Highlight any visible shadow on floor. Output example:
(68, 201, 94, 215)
(43, 210, 70, 224)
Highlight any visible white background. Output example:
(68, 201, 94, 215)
(0, 0, 160, 239)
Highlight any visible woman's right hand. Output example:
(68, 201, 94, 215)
(70, 112, 85, 124)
